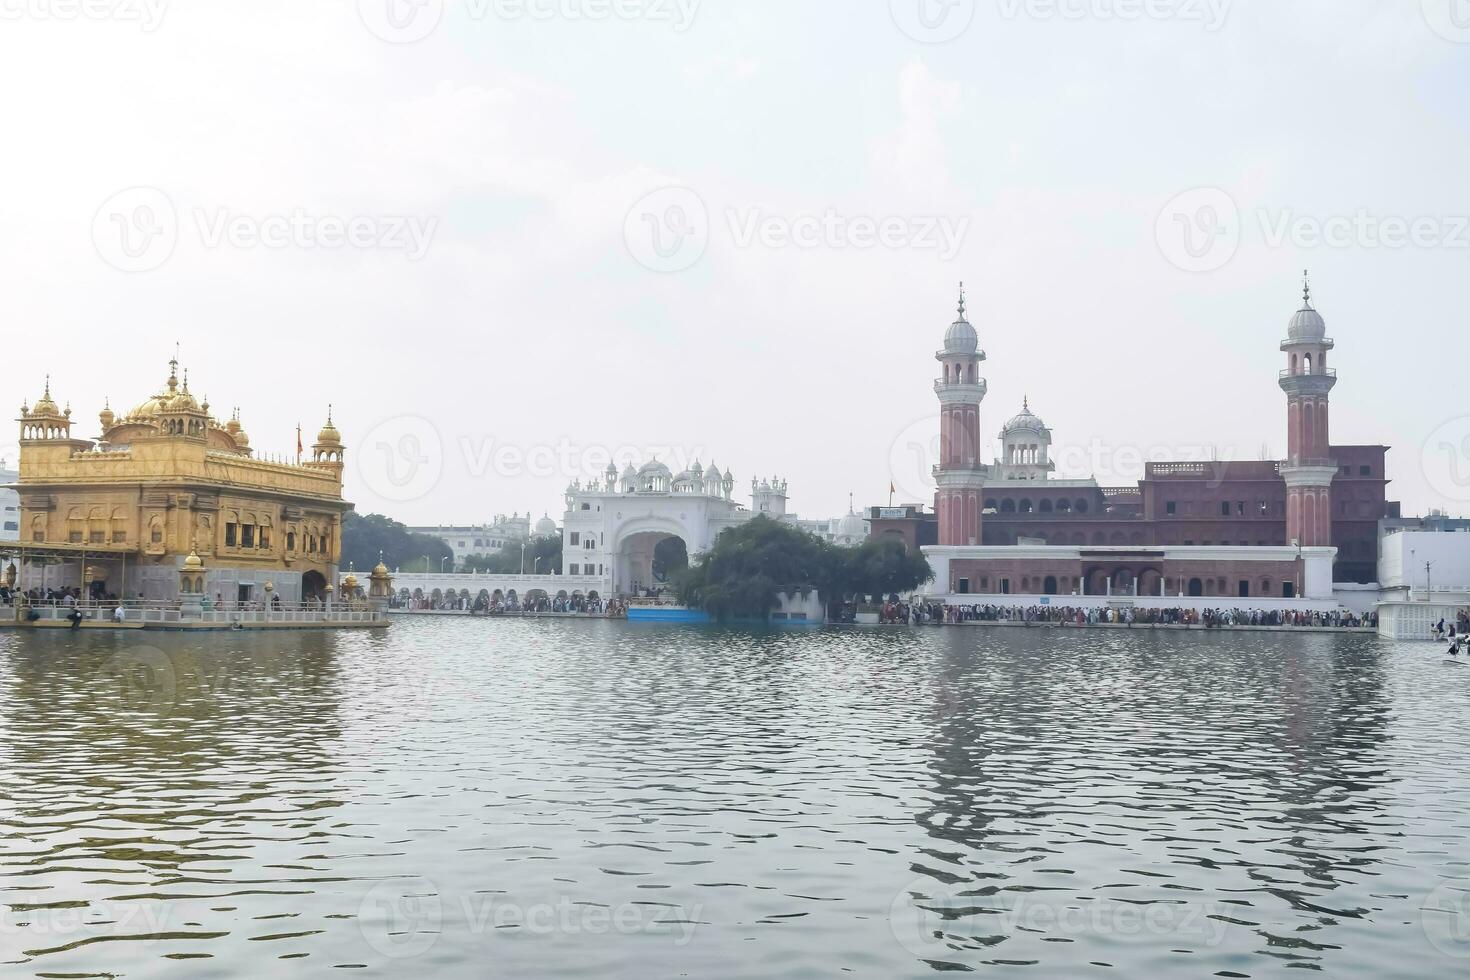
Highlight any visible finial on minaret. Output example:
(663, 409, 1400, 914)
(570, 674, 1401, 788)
(43, 374, 50, 398)
(1302, 269, 1311, 308)
(182, 368, 189, 392)
(327, 403, 333, 425)
(957, 281, 967, 320)
(168, 347, 179, 390)
(1023, 394, 1029, 412)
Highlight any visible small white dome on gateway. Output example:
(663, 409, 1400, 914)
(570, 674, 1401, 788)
(1002, 397, 1047, 435)
(1287, 272, 1327, 342)
(942, 282, 978, 354)
(638, 459, 672, 480)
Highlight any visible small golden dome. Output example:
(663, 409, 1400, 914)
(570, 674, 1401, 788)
(32, 376, 61, 417)
(372, 560, 390, 578)
(183, 550, 204, 571)
(316, 406, 342, 446)
(99, 399, 116, 428)
(342, 573, 359, 590)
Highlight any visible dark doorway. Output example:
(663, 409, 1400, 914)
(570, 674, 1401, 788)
(1238, 580, 1250, 598)
(652, 537, 689, 583)
(1043, 576, 1058, 596)
(303, 570, 327, 603)
(1187, 578, 1204, 597)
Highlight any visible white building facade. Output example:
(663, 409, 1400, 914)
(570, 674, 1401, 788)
(560, 459, 856, 595)
(407, 514, 533, 570)
(0, 460, 17, 542)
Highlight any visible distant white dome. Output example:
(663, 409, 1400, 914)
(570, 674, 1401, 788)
(1287, 304, 1327, 342)
(638, 459, 672, 480)
(1287, 276, 1328, 342)
(837, 511, 866, 540)
(944, 317, 978, 355)
(535, 514, 557, 536)
(1002, 399, 1047, 435)
(942, 284, 978, 354)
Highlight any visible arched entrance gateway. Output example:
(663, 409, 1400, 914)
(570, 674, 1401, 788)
(614, 529, 692, 595)
(302, 570, 327, 603)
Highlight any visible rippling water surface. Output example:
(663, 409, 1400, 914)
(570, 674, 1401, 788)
(2, 621, 1468, 977)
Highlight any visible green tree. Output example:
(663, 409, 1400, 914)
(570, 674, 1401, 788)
(340, 513, 453, 574)
(676, 517, 933, 620)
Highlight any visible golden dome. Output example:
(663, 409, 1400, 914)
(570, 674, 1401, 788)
(99, 399, 115, 428)
(372, 560, 390, 578)
(342, 573, 359, 590)
(316, 406, 342, 446)
(183, 550, 204, 571)
(32, 376, 61, 417)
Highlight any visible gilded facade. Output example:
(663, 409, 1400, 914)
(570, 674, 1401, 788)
(12, 357, 350, 603)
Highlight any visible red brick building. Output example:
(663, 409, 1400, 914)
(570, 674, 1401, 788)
(904, 278, 1394, 598)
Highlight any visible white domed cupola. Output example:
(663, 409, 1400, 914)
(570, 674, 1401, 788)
(996, 397, 1054, 481)
(1287, 277, 1328, 343)
(942, 285, 979, 355)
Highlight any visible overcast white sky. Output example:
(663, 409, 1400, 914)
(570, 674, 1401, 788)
(2, 0, 1467, 524)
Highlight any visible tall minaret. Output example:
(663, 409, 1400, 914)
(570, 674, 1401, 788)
(1278, 272, 1337, 548)
(934, 283, 988, 546)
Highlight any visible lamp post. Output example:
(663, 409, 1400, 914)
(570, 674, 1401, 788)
(1294, 538, 1303, 600)
(534, 557, 544, 575)
(520, 543, 527, 575)
(441, 556, 451, 574)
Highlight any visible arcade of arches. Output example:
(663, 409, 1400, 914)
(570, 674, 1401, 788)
(945, 554, 1304, 599)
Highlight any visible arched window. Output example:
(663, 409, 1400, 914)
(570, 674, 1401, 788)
(1057, 500, 1071, 513)
(1039, 499, 1053, 513)
(1019, 500, 1033, 514)
(1075, 499, 1089, 514)
(1000, 499, 1016, 513)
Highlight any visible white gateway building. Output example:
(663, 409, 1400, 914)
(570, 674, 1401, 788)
(562, 459, 841, 595)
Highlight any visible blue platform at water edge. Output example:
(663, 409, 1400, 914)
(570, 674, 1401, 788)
(626, 607, 712, 624)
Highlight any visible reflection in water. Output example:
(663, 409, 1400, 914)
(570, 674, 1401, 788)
(1, 622, 1467, 978)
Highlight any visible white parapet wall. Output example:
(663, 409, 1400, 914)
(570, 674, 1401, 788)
(1377, 598, 1470, 640)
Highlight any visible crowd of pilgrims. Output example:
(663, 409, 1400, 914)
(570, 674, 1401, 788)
(390, 591, 621, 617)
(1433, 611, 1470, 654)
(0, 585, 117, 606)
(874, 600, 1379, 629)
